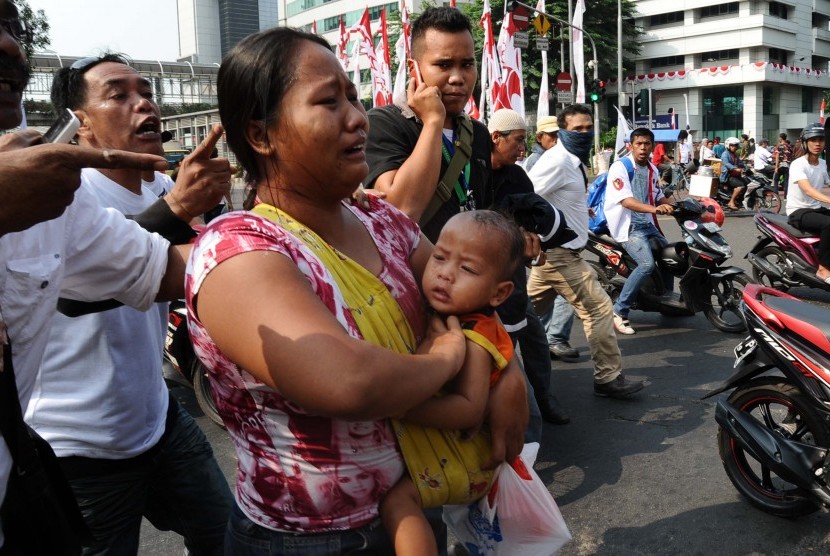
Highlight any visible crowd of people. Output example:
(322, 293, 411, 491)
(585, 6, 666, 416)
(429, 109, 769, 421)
(1, 1, 829, 554)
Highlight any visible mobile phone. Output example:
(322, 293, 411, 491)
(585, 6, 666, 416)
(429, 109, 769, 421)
(409, 59, 424, 88)
(43, 108, 81, 144)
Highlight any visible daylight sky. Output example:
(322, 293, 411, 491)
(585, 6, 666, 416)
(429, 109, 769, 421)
(26, 0, 180, 61)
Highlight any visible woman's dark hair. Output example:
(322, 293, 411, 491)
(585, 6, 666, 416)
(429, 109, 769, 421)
(218, 27, 331, 207)
(410, 6, 472, 59)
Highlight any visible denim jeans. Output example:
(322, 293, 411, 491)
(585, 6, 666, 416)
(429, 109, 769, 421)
(538, 295, 575, 346)
(66, 399, 233, 556)
(225, 503, 448, 555)
(613, 222, 671, 318)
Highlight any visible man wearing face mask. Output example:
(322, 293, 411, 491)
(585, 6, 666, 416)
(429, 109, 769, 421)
(526, 105, 645, 399)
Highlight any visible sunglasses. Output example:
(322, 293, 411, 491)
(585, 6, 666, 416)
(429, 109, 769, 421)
(0, 3, 31, 44)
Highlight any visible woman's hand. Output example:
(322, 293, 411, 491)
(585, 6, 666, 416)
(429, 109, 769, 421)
(416, 313, 466, 377)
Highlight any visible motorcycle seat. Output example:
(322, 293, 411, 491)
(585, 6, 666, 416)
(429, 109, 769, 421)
(762, 214, 815, 239)
(765, 296, 830, 354)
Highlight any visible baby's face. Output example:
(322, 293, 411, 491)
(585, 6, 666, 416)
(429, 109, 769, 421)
(423, 218, 506, 315)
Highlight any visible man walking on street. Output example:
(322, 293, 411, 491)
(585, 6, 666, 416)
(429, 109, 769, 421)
(526, 104, 644, 399)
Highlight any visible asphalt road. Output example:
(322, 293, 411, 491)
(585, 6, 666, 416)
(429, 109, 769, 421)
(141, 204, 830, 555)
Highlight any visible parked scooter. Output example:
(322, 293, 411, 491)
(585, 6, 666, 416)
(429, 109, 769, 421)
(746, 212, 830, 292)
(163, 300, 224, 428)
(715, 168, 782, 213)
(703, 284, 830, 517)
(585, 197, 751, 333)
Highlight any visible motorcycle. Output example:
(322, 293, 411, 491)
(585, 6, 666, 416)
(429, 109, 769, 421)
(715, 168, 782, 213)
(163, 300, 225, 428)
(746, 212, 830, 293)
(585, 197, 751, 333)
(703, 284, 830, 517)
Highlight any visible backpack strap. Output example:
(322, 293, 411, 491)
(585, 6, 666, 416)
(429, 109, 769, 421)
(420, 115, 474, 227)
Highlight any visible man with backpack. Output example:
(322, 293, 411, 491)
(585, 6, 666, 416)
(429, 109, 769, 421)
(527, 104, 644, 399)
(604, 128, 674, 335)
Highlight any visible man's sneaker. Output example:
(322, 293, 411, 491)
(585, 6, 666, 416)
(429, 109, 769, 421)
(613, 312, 635, 335)
(549, 342, 579, 361)
(594, 375, 645, 399)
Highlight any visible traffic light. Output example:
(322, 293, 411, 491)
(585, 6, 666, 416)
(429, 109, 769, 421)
(598, 80, 606, 100)
(588, 79, 600, 103)
(635, 89, 649, 117)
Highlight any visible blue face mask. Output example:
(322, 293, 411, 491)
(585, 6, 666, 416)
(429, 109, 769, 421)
(558, 128, 595, 165)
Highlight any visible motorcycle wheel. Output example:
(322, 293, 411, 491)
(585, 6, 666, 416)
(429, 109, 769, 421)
(192, 358, 226, 429)
(753, 190, 782, 214)
(587, 260, 619, 301)
(750, 245, 791, 291)
(718, 379, 827, 517)
(703, 272, 750, 333)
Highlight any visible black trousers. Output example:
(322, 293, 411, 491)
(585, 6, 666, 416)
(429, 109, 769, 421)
(789, 207, 830, 269)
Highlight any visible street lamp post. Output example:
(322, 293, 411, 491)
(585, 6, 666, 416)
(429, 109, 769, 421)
(510, 1, 600, 156)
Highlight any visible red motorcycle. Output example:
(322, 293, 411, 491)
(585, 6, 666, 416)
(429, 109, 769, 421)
(746, 212, 830, 292)
(163, 300, 224, 428)
(704, 284, 830, 516)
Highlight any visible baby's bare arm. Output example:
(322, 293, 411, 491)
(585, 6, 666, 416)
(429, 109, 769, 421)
(403, 339, 492, 430)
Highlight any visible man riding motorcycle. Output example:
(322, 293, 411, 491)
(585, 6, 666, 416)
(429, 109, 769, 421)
(720, 136, 749, 211)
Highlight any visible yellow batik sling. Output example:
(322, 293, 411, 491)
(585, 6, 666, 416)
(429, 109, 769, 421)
(252, 203, 493, 508)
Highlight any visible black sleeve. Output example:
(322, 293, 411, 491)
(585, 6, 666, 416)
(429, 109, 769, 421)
(364, 105, 422, 188)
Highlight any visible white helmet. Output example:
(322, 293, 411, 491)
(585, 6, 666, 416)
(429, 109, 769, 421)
(725, 137, 740, 146)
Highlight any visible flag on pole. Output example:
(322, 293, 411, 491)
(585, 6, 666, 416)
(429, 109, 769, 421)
(376, 8, 393, 106)
(465, 96, 481, 120)
(613, 106, 632, 162)
(336, 16, 349, 71)
(572, 0, 586, 104)
(351, 41, 361, 94)
(480, 0, 505, 121)
(450, 0, 457, 7)
(821, 98, 826, 125)
(496, 10, 525, 118)
(535, 0, 549, 121)
(391, 1, 411, 102)
(310, 20, 317, 34)
(352, 8, 391, 108)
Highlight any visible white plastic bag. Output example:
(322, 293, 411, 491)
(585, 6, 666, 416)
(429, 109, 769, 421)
(444, 443, 571, 555)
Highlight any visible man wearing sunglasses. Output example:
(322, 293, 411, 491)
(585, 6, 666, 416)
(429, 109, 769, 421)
(0, 1, 230, 551)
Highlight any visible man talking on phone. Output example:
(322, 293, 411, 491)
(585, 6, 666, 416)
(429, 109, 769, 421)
(0, 1, 231, 550)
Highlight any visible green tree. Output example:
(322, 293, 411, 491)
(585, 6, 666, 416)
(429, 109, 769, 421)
(458, 0, 642, 120)
(13, 0, 50, 60)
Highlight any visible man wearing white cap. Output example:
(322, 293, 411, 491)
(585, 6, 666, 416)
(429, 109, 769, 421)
(524, 115, 559, 173)
(488, 109, 570, 425)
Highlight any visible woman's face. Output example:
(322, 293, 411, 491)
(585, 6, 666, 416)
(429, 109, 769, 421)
(336, 466, 376, 504)
(266, 41, 369, 199)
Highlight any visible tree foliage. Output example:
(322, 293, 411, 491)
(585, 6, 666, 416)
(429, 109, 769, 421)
(13, 0, 50, 60)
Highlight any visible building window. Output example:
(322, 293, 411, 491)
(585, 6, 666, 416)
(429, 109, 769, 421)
(701, 86, 743, 139)
(769, 2, 788, 19)
(701, 49, 739, 63)
(700, 3, 738, 18)
(762, 86, 774, 115)
(649, 11, 684, 26)
(802, 88, 814, 113)
(768, 48, 787, 64)
(651, 55, 684, 67)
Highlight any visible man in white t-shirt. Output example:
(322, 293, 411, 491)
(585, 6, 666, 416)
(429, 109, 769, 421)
(26, 54, 233, 554)
(753, 138, 774, 179)
(786, 122, 830, 283)
(604, 128, 674, 334)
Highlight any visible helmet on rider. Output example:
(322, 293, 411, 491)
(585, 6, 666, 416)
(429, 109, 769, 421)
(800, 122, 824, 142)
(724, 137, 740, 147)
(698, 197, 725, 227)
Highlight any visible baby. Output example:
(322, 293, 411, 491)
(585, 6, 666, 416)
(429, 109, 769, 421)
(381, 210, 526, 556)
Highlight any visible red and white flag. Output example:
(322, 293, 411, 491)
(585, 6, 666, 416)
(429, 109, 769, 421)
(392, 1, 411, 102)
(310, 20, 317, 34)
(352, 8, 391, 108)
(450, 0, 457, 7)
(375, 8, 393, 106)
(465, 96, 481, 120)
(535, 0, 549, 120)
(572, 0, 586, 103)
(821, 98, 826, 125)
(480, 0, 506, 120)
(336, 16, 349, 71)
(496, 9, 525, 118)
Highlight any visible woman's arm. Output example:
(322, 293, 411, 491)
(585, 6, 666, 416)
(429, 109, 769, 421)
(402, 339, 493, 430)
(195, 250, 466, 421)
